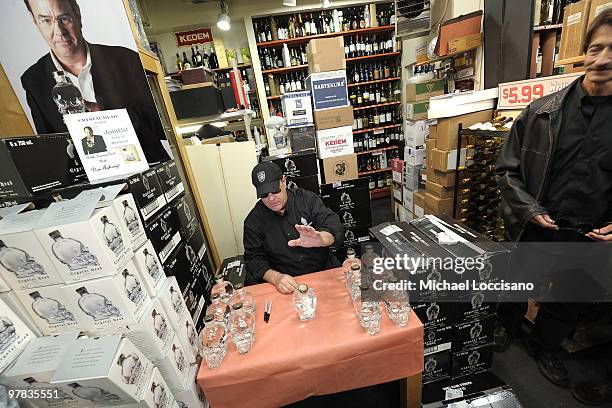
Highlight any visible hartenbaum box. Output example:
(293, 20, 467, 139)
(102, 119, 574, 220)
(153, 333, 189, 392)
(320, 153, 358, 184)
(156, 161, 185, 204)
(2, 332, 80, 408)
(281, 91, 314, 128)
(141, 367, 175, 408)
(145, 207, 182, 264)
(0, 133, 86, 200)
(35, 193, 132, 283)
(124, 297, 176, 362)
(316, 125, 354, 159)
(313, 105, 354, 130)
(306, 36, 346, 73)
(0, 297, 35, 373)
(127, 169, 168, 222)
(308, 70, 349, 111)
(265, 151, 319, 179)
(451, 343, 495, 379)
(15, 285, 84, 335)
(173, 363, 207, 408)
(0, 210, 63, 290)
(453, 314, 496, 351)
(133, 239, 166, 297)
(423, 350, 451, 384)
(62, 264, 150, 334)
(52, 335, 154, 405)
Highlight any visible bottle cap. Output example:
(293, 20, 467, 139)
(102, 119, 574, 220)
(211, 293, 220, 300)
(122, 269, 129, 277)
(359, 283, 369, 291)
(234, 283, 244, 290)
(298, 284, 308, 293)
(204, 314, 214, 323)
(75, 287, 88, 295)
(101, 215, 108, 223)
(346, 247, 355, 256)
(231, 302, 243, 310)
(122, 200, 129, 206)
(29, 291, 41, 299)
(49, 230, 62, 239)
(351, 264, 360, 271)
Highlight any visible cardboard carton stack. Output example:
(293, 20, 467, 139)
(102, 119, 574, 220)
(281, 90, 316, 155)
(306, 37, 357, 184)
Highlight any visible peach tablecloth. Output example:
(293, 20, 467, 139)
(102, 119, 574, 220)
(197, 268, 424, 408)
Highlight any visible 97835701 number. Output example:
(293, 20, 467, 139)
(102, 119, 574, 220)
(8, 388, 61, 400)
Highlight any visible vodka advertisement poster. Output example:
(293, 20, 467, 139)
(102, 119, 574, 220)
(0, 0, 168, 163)
(64, 109, 149, 183)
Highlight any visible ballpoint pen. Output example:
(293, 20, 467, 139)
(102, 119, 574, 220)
(264, 300, 272, 323)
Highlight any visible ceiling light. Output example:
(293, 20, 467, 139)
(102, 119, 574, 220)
(217, 0, 231, 31)
(321, 0, 332, 8)
(283, 0, 296, 6)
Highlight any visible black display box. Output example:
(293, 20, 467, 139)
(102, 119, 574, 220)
(321, 180, 371, 215)
(0, 133, 86, 199)
(170, 85, 225, 120)
(219, 255, 246, 288)
(336, 204, 372, 229)
(422, 372, 507, 408)
(423, 350, 452, 385)
(451, 343, 495, 379)
(319, 178, 369, 195)
(173, 194, 199, 241)
(412, 301, 454, 330)
(145, 206, 182, 263)
(264, 151, 319, 179)
(424, 325, 453, 355)
(155, 160, 184, 203)
(127, 168, 168, 222)
(453, 291, 497, 324)
(185, 226, 209, 265)
(453, 314, 496, 351)
(286, 175, 320, 195)
(342, 225, 371, 248)
(288, 127, 316, 153)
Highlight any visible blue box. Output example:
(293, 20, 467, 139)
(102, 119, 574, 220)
(307, 70, 349, 111)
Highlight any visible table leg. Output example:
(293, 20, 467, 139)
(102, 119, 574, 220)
(400, 372, 422, 408)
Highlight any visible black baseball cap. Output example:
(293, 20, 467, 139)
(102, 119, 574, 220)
(251, 162, 283, 198)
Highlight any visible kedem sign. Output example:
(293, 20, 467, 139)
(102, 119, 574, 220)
(175, 28, 214, 47)
(309, 70, 349, 110)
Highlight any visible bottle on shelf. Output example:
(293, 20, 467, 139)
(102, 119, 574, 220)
(176, 53, 183, 71)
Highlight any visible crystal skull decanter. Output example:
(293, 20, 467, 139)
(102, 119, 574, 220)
(143, 248, 161, 279)
(122, 269, 144, 304)
(101, 215, 124, 256)
(68, 382, 121, 402)
(0, 240, 46, 278)
(29, 291, 75, 324)
(51, 71, 87, 115)
(151, 381, 168, 408)
(49, 230, 99, 270)
(117, 353, 142, 385)
(0, 316, 16, 352)
(122, 200, 140, 236)
(75, 287, 121, 320)
(172, 344, 186, 373)
(23, 377, 74, 403)
(151, 308, 168, 339)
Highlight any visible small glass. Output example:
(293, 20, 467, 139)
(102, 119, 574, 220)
(293, 284, 317, 321)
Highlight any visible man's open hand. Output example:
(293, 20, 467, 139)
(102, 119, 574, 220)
(288, 225, 325, 248)
(531, 214, 558, 230)
(586, 224, 612, 242)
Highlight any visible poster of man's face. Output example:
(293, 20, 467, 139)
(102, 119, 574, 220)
(0, 0, 168, 163)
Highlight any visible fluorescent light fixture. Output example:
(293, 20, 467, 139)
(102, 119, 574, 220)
(321, 0, 332, 8)
(283, 0, 296, 6)
(217, 13, 230, 30)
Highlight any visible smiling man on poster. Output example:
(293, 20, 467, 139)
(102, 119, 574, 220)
(20, 0, 168, 163)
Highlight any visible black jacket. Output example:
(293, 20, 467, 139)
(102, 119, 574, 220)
(81, 134, 107, 155)
(495, 76, 612, 241)
(20, 43, 168, 163)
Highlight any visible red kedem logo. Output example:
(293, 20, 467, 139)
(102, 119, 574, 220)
(325, 139, 347, 146)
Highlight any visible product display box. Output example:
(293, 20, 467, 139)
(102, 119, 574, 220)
(0, 297, 35, 373)
(559, 0, 592, 61)
(405, 120, 431, 148)
(308, 70, 349, 111)
(288, 126, 316, 152)
(218, 255, 246, 287)
(423, 350, 451, 385)
(170, 83, 224, 120)
(453, 291, 496, 323)
(155, 161, 185, 205)
(403, 187, 413, 211)
(320, 178, 370, 214)
(124, 298, 176, 362)
(453, 314, 496, 351)
(315, 125, 354, 159)
(281, 91, 314, 128)
(405, 146, 426, 166)
(426, 180, 455, 200)
(424, 325, 453, 356)
(15, 284, 84, 335)
(406, 80, 445, 102)
(428, 110, 492, 151)
(0, 133, 86, 200)
(52, 336, 154, 405)
(140, 367, 175, 408)
(391, 158, 404, 184)
(111, 193, 148, 251)
(306, 36, 346, 73)
(451, 343, 495, 379)
(35, 193, 132, 283)
(341, 225, 371, 248)
(286, 175, 320, 195)
(173, 363, 208, 408)
(127, 169, 168, 222)
(2, 332, 80, 408)
(336, 201, 372, 229)
(153, 334, 190, 392)
(133, 239, 166, 298)
(406, 101, 429, 121)
(320, 153, 358, 184)
(313, 105, 354, 130)
(63, 263, 150, 334)
(156, 277, 189, 334)
(391, 181, 402, 203)
(0, 290, 42, 337)
(145, 207, 182, 264)
(173, 194, 199, 240)
(421, 372, 507, 408)
(0, 210, 63, 290)
(265, 151, 319, 179)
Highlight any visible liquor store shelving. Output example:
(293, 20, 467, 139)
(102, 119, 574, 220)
(261, 52, 400, 75)
(353, 123, 401, 135)
(256, 25, 395, 48)
(358, 167, 391, 176)
(352, 101, 400, 111)
(347, 77, 400, 88)
(356, 144, 399, 156)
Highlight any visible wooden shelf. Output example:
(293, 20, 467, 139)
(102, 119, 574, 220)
(261, 64, 308, 74)
(555, 55, 585, 67)
(266, 95, 281, 100)
(370, 187, 391, 198)
(358, 167, 391, 176)
(352, 101, 400, 111)
(353, 123, 401, 135)
(261, 52, 399, 75)
(256, 25, 395, 48)
(534, 24, 563, 31)
(347, 51, 401, 62)
(410, 45, 481, 68)
(348, 77, 400, 88)
(213, 64, 252, 72)
(356, 145, 400, 155)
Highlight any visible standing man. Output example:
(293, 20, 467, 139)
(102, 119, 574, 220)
(494, 9, 612, 402)
(20, 0, 168, 163)
(244, 162, 344, 293)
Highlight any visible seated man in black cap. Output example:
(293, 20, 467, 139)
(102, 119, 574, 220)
(244, 161, 344, 293)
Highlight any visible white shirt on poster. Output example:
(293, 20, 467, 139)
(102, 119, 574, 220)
(50, 45, 97, 103)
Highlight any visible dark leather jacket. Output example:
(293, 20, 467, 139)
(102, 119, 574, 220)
(495, 77, 581, 242)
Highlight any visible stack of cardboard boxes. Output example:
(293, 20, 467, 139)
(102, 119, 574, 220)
(307, 37, 357, 184)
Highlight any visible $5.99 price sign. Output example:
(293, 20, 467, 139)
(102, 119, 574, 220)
(497, 73, 582, 110)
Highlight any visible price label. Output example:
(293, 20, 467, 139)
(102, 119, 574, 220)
(497, 73, 582, 109)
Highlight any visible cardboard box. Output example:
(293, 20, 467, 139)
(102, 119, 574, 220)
(315, 125, 354, 159)
(424, 325, 453, 356)
(0, 210, 64, 290)
(156, 161, 185, 204)
(559, 0, 592, 61)
(426, 167, 457, 187)
(429, 148, 467, 172)
(320, 178, 370, 213)
(132, 240, 166, 298)
(286, 174, 320, 195)
(281, 91, 314, 128)
(15, 285, 85, 335)
(453, 314, 496, 351)
(430, 110, 493, 151)
(423, 350, 451, 384)
(265, 151, 319, 179)
(35, 194, 132, 283)
(406, 101, 429, 120)
(405, 120, 432, 148)
(451, 343, 495, 379)
(589, 0, 612, 25)
(321, 153, 358, 183)
(308, 70, 349, 111)
(110, 193, 148, 251)
(405, 80, 446, 102)
(124, 298, 176, 362)
(448, 33, 482, 54)
(424, 192, 454, 215)
(402, 188, 415, 214)
(173, 364, 208, 408)
(127, 169, 168, 222)
(437, 10, 482, 56)
(156, 277, 189, 335)
(218, 255, 246, 288)
(391, 158, 404, 184)
(426, 180, 455, 199)
(413, 190, 427, 218)
(141, 367, 175, 408)
(394, 202, 414, 222)
(405, 146, 426, 166)
(313, 105, 354, 130)
(391, 181, 403, 203)
(306, 36, 346, 73)
(0, 297, 35, 373)
(152, 334, 190, 392)
(173, 194, 199, 242)
(287, 126, 316, 152)
(145, 207, 182, 264)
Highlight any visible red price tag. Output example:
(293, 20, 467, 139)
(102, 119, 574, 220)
(498, 73, 581, 110)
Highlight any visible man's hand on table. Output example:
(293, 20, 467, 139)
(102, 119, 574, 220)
(288, 225, 334, 248)
(263, 269, 299, 294)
